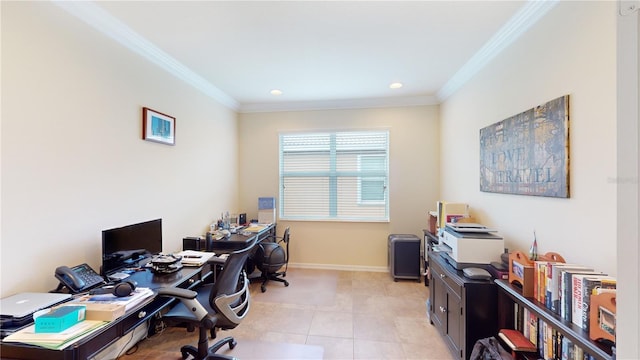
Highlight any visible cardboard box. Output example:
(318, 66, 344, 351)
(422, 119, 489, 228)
(61, 303, 126, 321)
(35, 305, 86, 333)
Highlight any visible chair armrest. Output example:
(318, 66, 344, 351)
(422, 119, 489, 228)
(157, 287, 197, 299)
(157, 287, 209, 321)
(208, 256, 227, 265)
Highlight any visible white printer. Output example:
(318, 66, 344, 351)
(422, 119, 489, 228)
(439, 223, 504, 270)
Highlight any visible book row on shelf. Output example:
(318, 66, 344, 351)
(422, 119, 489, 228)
(531, 260, 616, 338)
(510, 304, 607, 360)
(502, 250, 616, 360)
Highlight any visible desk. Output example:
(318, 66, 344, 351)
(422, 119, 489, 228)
(209, 223, 276, 253)
(0, 265, 213, 360)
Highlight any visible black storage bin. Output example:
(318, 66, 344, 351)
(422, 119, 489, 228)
(388, 234, 421, 282)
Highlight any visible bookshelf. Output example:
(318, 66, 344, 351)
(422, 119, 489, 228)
(496, 279, 614, 360)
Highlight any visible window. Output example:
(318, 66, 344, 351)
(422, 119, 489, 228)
(279, 130, 389, 222)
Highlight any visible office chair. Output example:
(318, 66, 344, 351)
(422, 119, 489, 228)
(255, 227, 290, 293)
(157, 236, 257, 360)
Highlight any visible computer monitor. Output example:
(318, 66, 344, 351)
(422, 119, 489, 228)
(101, 218, 163, 275)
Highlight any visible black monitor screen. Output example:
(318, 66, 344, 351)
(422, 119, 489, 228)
(101, 218, 162, 275)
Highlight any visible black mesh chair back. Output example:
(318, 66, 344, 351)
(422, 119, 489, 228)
(157, 235, 258, 360)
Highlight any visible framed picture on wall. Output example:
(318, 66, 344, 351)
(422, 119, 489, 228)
(479, 95, 570, 198)
(142, 107, 175, 145)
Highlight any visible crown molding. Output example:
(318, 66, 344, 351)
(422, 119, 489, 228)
(53, 0, 556, 113)
(436, 0, 559, 102)
(53, 0, 239, 110)
(238, 95, 439, 113)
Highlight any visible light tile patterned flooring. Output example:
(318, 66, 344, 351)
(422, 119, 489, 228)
(118, 268, 454, 360)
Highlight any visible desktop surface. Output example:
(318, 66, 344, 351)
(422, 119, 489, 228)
(209, 223, 275, 252)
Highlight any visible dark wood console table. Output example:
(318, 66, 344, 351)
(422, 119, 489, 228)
(428, 252, 498, 360)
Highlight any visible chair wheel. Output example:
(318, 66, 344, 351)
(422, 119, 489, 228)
(261, 285, 266, 292)
(229, 339, 237, 349)
(180, 345, 197, 360)
(284, 280, 289, 287)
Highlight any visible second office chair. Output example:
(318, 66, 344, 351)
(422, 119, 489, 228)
(255, 227, 290, 292)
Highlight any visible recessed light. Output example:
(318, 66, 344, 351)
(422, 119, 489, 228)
(270, 89, 283, 96)
(389, 82, 403, 89)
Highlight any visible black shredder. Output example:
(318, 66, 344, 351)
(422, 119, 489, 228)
(388, 234, 421, 282)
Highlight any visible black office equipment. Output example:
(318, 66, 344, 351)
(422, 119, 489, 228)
(183, 237, 203, 251)
(89, 280, 137, 297)
(101, 219, 163, 276)
(149, 254, 183, 274)
(54, 263, 106, 293)
(254, 227, 290, 292)
(388, 234, 421, 282)
(157, 235, 258, 360)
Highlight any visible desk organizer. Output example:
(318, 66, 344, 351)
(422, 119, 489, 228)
(508, 250, 565, 298)
(589, 292, 616, 343)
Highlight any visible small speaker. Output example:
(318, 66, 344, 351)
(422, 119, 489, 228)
(239, 213, 247, 225)
(183, 237, 202, 251)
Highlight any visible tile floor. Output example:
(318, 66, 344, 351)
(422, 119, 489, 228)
(117, 268, 454, 360)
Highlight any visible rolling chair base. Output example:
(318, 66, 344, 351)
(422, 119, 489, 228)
(180, 336, 238, 360)
(260, 273, 289, 293)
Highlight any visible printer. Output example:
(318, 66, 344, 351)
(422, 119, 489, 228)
(439, 223, 504, 270)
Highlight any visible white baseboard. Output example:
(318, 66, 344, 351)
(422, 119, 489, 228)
(288, 262, 387, 273)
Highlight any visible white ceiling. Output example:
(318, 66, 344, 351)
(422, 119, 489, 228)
(57, 1, 556, 112)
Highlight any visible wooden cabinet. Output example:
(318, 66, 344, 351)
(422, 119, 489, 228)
(428, 252, 498, 360)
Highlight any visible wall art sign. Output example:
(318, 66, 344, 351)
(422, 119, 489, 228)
(142, 107, 175, 145)
(479, 95, 570, 198)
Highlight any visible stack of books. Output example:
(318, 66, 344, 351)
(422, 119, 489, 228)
(3, 319, 107, 350)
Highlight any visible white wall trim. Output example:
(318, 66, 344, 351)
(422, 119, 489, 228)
(52, 0, 239, 111)
(288, 262, 388, 273)
(616, 1, 640, 358)
(238, 95, 439, 113)
(436, 0, 559, 101)
(52, 0, 558, 113)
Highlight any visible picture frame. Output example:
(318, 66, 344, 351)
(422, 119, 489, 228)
(479, 95, 570, 197)
(142, 107, 175, 145)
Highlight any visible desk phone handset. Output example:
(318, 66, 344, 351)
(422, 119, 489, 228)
(55, 263, 105, 293)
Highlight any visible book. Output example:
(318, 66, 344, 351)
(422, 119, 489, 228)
(3, 320, 107, 350)
(561, 269, 600, 321)
(543, 261, 565, 310)
(580, 275, 616, 332)
(533, 261, 546, 303)
(548, 264, 592, 315)
(57, 303, 126, 321)
(572, 274, 604, 328)
(72, 287, 154, 312)
(175, 250, 216, 267)
(498, 329, 537, 352)
(561, 335, 574, 360)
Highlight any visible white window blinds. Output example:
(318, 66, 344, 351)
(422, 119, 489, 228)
(279, 130, 389, 222)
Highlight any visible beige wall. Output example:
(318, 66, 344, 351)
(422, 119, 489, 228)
(238, 106, 439, 270)
(1, 2, 238, 296)
(440, 1, 617, 275)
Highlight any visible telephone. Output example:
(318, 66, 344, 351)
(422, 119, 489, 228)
(55, 263, 105, 293)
